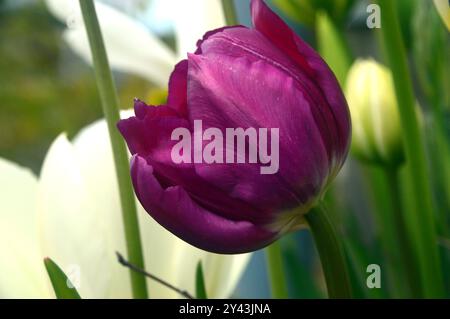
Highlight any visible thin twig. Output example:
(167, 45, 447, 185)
(116, 252, 194, 299)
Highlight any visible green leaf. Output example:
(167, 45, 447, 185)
(44, 258, 81, 299)
(195, 261, 207, 299)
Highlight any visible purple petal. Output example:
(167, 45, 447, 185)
(187, 52, 329, 212)
(119, 101, 272, 225)
(194, 23, 346, 175)
(250, 0, 351, 162)
(167, 60, 188, 116)
(131, 155, 277, 254)
(117, 100, 186, 157)
(194, 26, 242, 55)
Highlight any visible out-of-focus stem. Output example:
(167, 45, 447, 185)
(79, 0, 148, 299)
(221, 0, 239, 25)
(383, 166, 421, 297)
(265, 242, 289, 298)
(377, 0, 444, 298)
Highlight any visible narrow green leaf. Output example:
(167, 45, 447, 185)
(316, 11, 352, 87)
(195, 261, 207, 299)
(44, 258, 81, 299)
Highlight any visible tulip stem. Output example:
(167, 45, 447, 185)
(306, 203, 352, 298)
(377, 0, 444, 297)
(221, 0, 239, 25)
(79, 0, 148, 299)
(265, 241, 289, 298)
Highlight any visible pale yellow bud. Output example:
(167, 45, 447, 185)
(433, 0, 450, 31)
(346, 59, 404, 165)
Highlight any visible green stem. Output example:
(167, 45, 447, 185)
(79, 0, 148, 299)
(383, 166, 421, 297)
(265, 241, 289, 298)
(221, 0, 239, 25)
(306, 203, 352, 298)
(377, 0, 443, 297)
(429, 94, 450, 235)
(363, 165, 402, 297)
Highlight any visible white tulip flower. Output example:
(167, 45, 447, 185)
(44, 0, 226, 86)
(0, 114, 250, 298)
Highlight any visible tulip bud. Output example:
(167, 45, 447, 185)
(346, 59, 403, 165)
(118, 0, 351, 254)
(433, 0, 450, 31)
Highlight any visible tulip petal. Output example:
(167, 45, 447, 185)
(250, 0, 351, 163)
(38, 134, 116, 298)
(119, 102, 267, 225)
(0, 159, 50, 298)
(39, 119, 184, 298)
(167, 243, 251, 298)
(171, 0, 226, 58)
(202, 252, 251, 297)
(187, 52, 329, 212)
(167, 60, 188, 116)
(45, 0, 176, 86)
(39, 114, 250, 297)
(194, 26, 240, 55)
(72, 118, 184, 298)
(131, 155, 277, 254)
(196, 25, 346, 178)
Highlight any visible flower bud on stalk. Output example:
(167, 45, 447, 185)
(433, 0, 450, 31)
(346, 59, 404, 166)
(118, 0, 351, 254)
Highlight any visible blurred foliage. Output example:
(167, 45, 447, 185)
(412, 0, 450, 233)
(0, 0, 151, 172)
(272, 0, 355, 27)
(315, 10, 352, 86)
(412, 0, 450, 112)
(271, 0, 450, 298)
(395, 0, 417, 50)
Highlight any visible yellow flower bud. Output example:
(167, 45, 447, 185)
(433, 0, 450, 31)
(346, 59, 404, 165)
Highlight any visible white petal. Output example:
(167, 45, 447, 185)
(0, 159, 50, 298)
(37, 134, 121, 298)
(38, 112, 250, 298)
(203, 252, 251, 298)
(45, 0, 177, 86)
(45, 0, 79, 22)
(434, 0, 450, 31)
(171, 0, 226, 58)
(70, 114, 193, 298)
(170, 241, 251, 298)
(73, 114, 251, 298)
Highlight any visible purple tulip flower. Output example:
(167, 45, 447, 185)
(118, 0, 351, 254)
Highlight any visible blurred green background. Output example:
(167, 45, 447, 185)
(0, 0, 154, 173)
